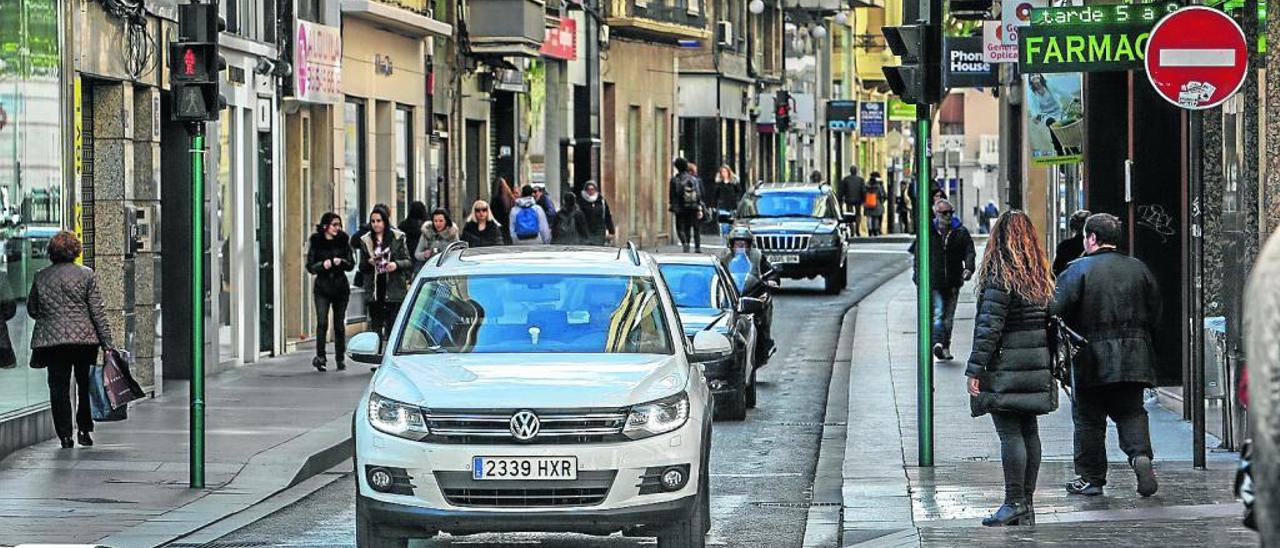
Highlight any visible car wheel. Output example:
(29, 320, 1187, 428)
(823, 264, 844, 294)
(356, 496, 409, 548)
(657, 464, 709, 548)
(746, 369, 758, 409)
(717, 383, 748, 421)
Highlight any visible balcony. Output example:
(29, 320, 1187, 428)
(467, 0, 547, 57)
(607, 0, 712, 43)
(341, 0, 452, 37)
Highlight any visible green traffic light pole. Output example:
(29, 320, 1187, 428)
(915, 103, 933, 468)
(189, 122, 206, 489)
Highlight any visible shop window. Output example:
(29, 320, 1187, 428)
(395, 107, 413, 220)
(0, 0, 63, 417)
(343, 101, 368, 321)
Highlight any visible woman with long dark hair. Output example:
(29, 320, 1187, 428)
(307, 212, 355, 371)
(414, 208, 460, 262)
(355, 204, 412, 356)
(965, 210, 1057, 527)
(491, 177, 517, 245)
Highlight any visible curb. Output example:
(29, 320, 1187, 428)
(98, 413, 355, 548)
(803, 258, 910, 548)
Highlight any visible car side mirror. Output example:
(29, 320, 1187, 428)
(691, 331, 732, 360)
(842, 212, 857, 224)
(718, 212, 734, 224)
(737, 296, 765, 315)
(348, 332, 383, 365)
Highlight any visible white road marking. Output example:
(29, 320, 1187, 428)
(1159, 48, 1236, 67)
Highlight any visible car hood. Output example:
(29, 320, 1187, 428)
(371, 353, 688, 409)
(677, 307, 731, 335)
(743, 217, 838, 234)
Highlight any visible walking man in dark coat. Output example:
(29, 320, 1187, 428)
(839, 165, 866, 236)
(1051, 212, 1161, 498)
(909, 199, 976, 361)
(1052, 209, 1091, 277)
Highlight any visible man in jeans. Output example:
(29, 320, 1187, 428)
(1051, 213, 1160, 498)
(838, 165, 866, 236)
(908, 199, 975, 361)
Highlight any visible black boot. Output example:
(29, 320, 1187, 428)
(981, 502, 1031, 527)
(77, 431, 93, 447)
(1023, 498, 1036, 526)
(312, 356, 327, 372)
(59, 436, 74, 449)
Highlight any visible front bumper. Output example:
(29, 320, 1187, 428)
(764, 247, 843, 278)
(355, 407, 707, 536)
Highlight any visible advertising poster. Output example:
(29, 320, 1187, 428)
(1024, 73, 1083, 166)
(859, 102, 886, 137)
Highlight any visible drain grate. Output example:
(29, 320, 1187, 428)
(752, 501, 843, 509)
(770, 421, 846, 427)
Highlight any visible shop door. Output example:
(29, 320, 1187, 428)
(466, 121, 484, 205)
(257, 130, 275, 354)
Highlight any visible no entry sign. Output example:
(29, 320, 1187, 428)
(1144, 6, 1248, 110)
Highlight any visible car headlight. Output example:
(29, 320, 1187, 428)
(810, 233, 839, 248)
(367, 392, 430, 440)
(624, 392, 691, 440)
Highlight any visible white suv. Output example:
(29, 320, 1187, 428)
(348, 244, 725, 548)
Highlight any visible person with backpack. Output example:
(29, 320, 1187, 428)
(864, 172, 887, 237)
(553, 192, 589, 245)
(669, 157, 704, 253)
(510, 185, 552, 245)
(578, 181, 615, 246)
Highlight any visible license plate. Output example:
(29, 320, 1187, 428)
(472, 456, 578, 481)
(769, 254, 800, 264)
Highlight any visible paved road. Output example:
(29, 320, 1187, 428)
(195, 246, 909, 548)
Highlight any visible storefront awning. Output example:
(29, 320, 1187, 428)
(341, 0, 454, 38)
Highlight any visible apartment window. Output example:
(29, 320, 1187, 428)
(395, 107, 413, 220)
(298, 0, 322, 22)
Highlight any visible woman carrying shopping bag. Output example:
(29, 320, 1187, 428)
(28, 231, 115, 448)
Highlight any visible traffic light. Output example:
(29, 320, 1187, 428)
(882, 23, 942, 105)
(775, 90, 792, 131)
(170, 2, 226, 122)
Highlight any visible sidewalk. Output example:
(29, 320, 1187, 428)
(841, 271, 1255, 547)
(0, 344, 368, 547)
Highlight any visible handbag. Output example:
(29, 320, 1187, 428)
(103, 348, 145, 409)
(89, 363, 128, 422)
(1050, 315, 1087, 404)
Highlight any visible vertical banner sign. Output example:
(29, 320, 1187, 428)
(73, 77, 84, 265)
(826, 100, 858, 132)
(1002, 0, 1049, 45)
(860, 102, 886, 137)
(983, 21, 1019, 63)
(1024, 73, 1084, 166)
(293, 20, 343, 104)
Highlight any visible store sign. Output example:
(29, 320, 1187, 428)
(540, 17, 577, 60)
(1019, 23, 1151, 73)
(826, 100, 857, 132)
(888, 97, 915, 121)
(983, 21, 1019, 63)
(860, 102, 886, 137)
(293, 20, 342, 104)
(945, 37, 999, 88)
(1031, 1, 1180, 27)
(1002, 0, 1049, 45)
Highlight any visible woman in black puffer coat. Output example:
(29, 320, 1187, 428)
(307, 212, 355, 371)
(965, 210, 1056, 528)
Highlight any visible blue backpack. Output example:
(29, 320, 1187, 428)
(514, 206, 540, 239)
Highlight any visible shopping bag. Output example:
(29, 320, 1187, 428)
(103, 349, 145, 409)
(89, 364, 128, 421)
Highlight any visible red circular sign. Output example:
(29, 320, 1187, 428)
(1145, 6, 1248, 110)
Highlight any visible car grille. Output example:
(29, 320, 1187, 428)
(755, 234, 811, 252)
(435, 470, 616, 507)
(423, 408, 630, 444)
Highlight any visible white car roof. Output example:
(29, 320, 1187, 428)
(420, 245, 658, 278)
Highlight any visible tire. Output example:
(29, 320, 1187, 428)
(823, 264, 844, 294)
(356, 494, 409, 548)
(658, 460, 709, 548)
(717, 383, 748, 421)
(746, 369, 758, 409)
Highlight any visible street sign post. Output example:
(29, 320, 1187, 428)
(1144, 6, 1248, 110)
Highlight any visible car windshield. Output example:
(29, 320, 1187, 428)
(659, 264, 729, 309)
(738, 191, 826, 218)
(396, 274, 674, 355)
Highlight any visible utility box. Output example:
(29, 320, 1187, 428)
(467, 0, 547, 57)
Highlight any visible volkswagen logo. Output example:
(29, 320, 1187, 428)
(509, 410, 541, 441)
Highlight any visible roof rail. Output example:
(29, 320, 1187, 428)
(625, 241, 642, 266)
(435, 240, 470, 268)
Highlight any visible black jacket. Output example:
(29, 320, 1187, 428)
(966, 283, 1056, 417)
(1050, 248, 1161, 389)
(461, 220, 503, 248)
(669, 172, 703, 214)
(307, 231, 356, 296)
(839, 174, 865, 206)
(713, 180, 745, 211)
(1052, 235, 1085, 277)
(909, 217, 976, 289)
(398, 216, 428, 258)
(578, 196, 615, 244)
(553, 206, 590, 245)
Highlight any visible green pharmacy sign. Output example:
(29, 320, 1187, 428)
(1030, 1, 1180, 26)
(1019, 23, 1151, 74)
